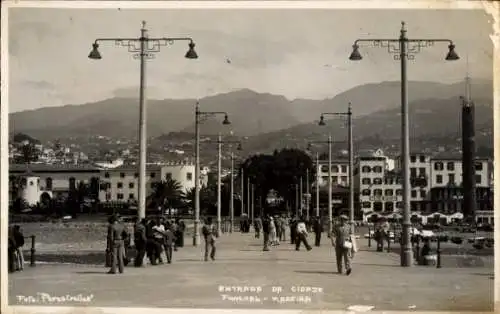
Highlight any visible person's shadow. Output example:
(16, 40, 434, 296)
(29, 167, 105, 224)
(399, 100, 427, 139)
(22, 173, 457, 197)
(294, 270, 340, 275)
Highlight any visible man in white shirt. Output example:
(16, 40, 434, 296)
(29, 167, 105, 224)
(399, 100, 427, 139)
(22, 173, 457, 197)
(295, 216, 312, 251)
(152, 219, 165, 264)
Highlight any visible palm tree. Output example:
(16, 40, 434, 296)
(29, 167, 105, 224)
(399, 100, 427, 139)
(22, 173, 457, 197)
(150, 176, 185, 216)
(184, 185, 216, 216)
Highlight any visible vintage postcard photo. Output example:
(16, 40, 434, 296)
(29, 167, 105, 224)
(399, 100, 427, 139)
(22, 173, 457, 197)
(1, 1, 496, 313)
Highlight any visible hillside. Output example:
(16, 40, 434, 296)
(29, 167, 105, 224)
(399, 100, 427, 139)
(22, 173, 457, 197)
(9, 79, 492, 141)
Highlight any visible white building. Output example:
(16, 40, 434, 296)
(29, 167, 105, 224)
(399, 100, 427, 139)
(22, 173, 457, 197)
(95, 158, 125, 169)
(99, 161, 196, 203)
(429, 156, 490, 188)
(316, 159, 350, 187)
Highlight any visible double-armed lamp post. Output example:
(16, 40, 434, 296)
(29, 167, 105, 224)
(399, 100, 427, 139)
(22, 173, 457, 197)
(348, 21, 459, 267)
(194, 102, 230, 246)
(318, 103, 354, 234)
(307, 136, 332, 233)
(88, 21, 198, 220)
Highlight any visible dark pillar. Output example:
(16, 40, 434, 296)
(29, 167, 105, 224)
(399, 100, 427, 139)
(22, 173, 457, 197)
(462, 101, 476, 223)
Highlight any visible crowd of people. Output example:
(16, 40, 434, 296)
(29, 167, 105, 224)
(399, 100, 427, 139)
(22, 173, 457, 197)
(106, 214, 186, 274)
(250, 213, 356, 275)
(8, 225, 25, 273)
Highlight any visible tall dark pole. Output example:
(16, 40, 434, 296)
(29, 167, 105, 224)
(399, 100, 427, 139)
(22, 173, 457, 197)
(241, 169, 245, 215)
(230, 152, 234, 233)
(462, 74, 476, 223)
(137, 22, 147, 220)
(348, 103, 355, 233)
(194, 102, 201, 245)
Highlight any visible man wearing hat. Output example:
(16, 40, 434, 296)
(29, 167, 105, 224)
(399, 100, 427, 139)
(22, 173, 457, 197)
(107, 214, 126, 274)
(331, 214, 352, 275)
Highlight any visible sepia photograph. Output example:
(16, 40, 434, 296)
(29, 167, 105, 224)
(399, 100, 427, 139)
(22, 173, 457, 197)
(2, 1, 496, 313)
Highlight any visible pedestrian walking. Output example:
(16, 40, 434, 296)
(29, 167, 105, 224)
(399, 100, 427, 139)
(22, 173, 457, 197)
(254, 216, 262, 239)
(176, 218, 186, 248)
(107, 214, 125, 274)
(290, 216, 297, 245)
(313, 216, 323, 247)
(280, 216, 287, 242)
(295, 216, 312, 251)
(164, 224, 176, 264)
(331, 215, 353, 275)
(152, 218, 166, 264)
(202, 217, 218, 261)
(8, 226, 17, 273)
(270, 217, 279, 245)
(133, 218, 147, 267)
(262, 214, 271, 251)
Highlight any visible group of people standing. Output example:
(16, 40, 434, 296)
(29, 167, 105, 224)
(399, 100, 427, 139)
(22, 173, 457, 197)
(8, 225, 25, 273)
(106, 214, 186, 274)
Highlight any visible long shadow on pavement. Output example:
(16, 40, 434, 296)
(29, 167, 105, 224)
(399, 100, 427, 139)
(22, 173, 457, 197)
(294, 270, 340, 275)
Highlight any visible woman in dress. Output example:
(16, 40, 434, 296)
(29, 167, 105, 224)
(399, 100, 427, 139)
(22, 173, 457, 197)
(269, 217, 278, 246)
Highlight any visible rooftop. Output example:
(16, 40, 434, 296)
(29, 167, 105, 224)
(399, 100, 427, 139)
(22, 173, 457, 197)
(9, 163, 102, 173)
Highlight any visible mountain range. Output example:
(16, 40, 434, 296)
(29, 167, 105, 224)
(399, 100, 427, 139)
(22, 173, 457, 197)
(9, 79, 493, 143)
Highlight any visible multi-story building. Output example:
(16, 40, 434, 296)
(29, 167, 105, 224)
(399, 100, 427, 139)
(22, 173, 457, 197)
(99, 161, 196, 203)
(354, 149, 403, 222)
(316, 159, 350, 187)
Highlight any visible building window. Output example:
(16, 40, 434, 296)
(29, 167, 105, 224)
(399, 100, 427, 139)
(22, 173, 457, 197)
(117, 182, 123, 189)
(332, 176, 338, 182)
(331, 166, 338, 173)
(419, 155, 426, 163)
(150, 172, 156, 178)
(448, 174, 455, 185)
(446, 162, 455, 171)
(419, 168, 425, 176)
(104, 172, 110, 178)
(129, 182, 134, 189)
(410, 168, 416, 178)
(374, 189, 383, 196)
(322, 176, 328, 182)
(151, 182, 155, 189)
(362, 178, 371, 185)
(120, 172, 125, 178)
(362, 189, 371, 196)
(321, 165, 329, 172)
(434, 162, 444, 171)
(106, 193, 111, 201)
(69, 177, 76, 190)
(341, 176, 347, 183)
(362, 166, 371, 173)
(410, 155, 416, 163)
(29, 180, 34, 186)
(384, 202, 394, 212)
(475, 175, 482, 184)
(341, 165, 347, 173)
(129, 193, 134, 199)
(45, 177, 53, 190)
(420, 190, 427, 198)
(384, 189, 394, 196)
(373, 178, 382, 185)
(411, 190, 417, 198)
(117, 193, 124, 200)
(186, 172, 193, 181)
(396, 201, 403, 208)
(373, 166, 383, 173)
(134, 172, 139, 178)
(396, 189, 403, 196)
(436, 175, 443, 184)
(362, 202, 371, 209)
(166, 172, 172, 180)
(373, 202, 383, 212)
(475, 162, 483, 171)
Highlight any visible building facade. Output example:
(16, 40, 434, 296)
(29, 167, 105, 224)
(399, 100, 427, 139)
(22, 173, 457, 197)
(316, 159, 350, 187)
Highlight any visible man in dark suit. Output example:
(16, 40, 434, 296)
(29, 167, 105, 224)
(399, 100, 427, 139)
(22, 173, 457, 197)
(107, 214, 125, 274)
(313, 216, 323, 247)
(262, 214, 271, 251)
(134, 218, 147, 267)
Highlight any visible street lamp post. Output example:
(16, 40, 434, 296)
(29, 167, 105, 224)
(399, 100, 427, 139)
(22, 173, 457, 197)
(315, 152, 320, 217)
(251, 183, 255, 224)
(224, 142, 243, 233)
(319, 104, 355, 234)
(299, 176, 303, 216)
(88, 21, 198, 220)
(307, 136, 333, 233)
(306, 168, 310, 220)
(241, 168, 245, 215)
(348, 21, 459, 267)
(193, 103, 230, 246)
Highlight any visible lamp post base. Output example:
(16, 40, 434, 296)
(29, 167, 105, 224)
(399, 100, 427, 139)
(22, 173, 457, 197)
(400, 248, 414, 267)
(193, 220, 200, 246)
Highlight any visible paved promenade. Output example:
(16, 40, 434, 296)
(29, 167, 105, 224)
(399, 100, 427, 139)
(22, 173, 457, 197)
(9, 232, 494, 311)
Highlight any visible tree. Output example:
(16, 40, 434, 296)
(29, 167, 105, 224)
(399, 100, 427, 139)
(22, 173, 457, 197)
(184, 185, 216, 216)
(150, 176, 185, 216)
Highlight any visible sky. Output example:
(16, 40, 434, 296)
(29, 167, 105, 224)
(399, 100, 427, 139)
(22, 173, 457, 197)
(7, 6, 493, 113)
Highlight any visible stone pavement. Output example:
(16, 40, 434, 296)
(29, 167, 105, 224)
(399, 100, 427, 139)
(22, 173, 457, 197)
(9, 232, 494, 311)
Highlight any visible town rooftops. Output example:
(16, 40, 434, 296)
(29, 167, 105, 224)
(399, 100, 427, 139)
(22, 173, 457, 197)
(9, 163, 102, 173)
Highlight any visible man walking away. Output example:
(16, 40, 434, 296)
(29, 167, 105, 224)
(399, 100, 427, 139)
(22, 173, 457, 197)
(313, 216, 323, 247)
(13, 225, 25, 271)
(176, 218, 186, 248)
(295, 216, 312, 251)
(274, 216, 282, 242)
(290, 216, 297, 245)
(280, 216, 288, 242)
(254, 216, 262, 239)
(262, 215, 270, 251)
(134, 218, 147, 267)
(164, 224, 176, 264)
(8, 226, 17, 273)
(331, 215, 352, 275)
(107, 215, 125, 274)
(202, 217, 218, 261)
